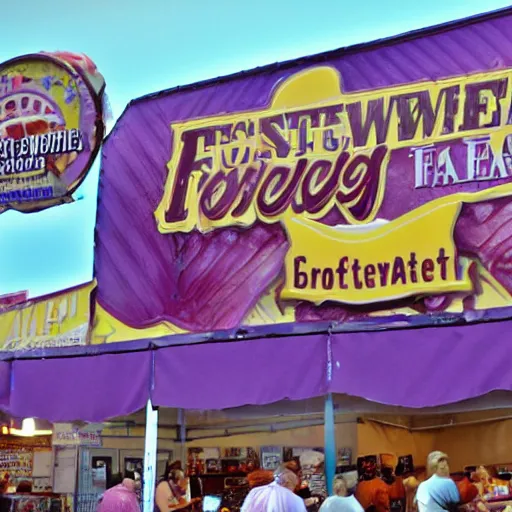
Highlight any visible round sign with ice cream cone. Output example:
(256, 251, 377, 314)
(0, 52, 105, 213)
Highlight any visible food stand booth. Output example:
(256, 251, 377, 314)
(4, 4, 512, 512)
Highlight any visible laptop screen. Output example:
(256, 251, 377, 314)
(203, 495, 222, 512)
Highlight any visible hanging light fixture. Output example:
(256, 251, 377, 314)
(10, 418, 52, 437)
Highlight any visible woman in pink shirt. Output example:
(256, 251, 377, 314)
(97, 478, 140, 512)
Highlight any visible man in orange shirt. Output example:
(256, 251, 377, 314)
(382, 465, 405, 512)
(356, 458, 390, 512)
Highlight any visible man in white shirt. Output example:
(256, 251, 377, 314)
(320, 475, 365, 512)
(416, 452, 460, 512)
(241, 467, 307, 512)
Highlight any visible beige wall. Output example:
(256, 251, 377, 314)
(101, 418, 512, 471)
(102, 436, 175, 451)
(99, 418, 512, 472)
(187, 422, 358, 452)
(431, 419, 512, 469)
(357, 419, 512, 471)
(102, 437, 144, 450)
(358, 422, 435, 465)
(100, 421, 358, 461)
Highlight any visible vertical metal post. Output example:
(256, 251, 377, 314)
(177, 408, 186, 463)
(143, 400, 159, 512)
(324, 393, 336, 496)
(177, 408, 189, 501)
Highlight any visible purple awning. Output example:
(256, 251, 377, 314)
(329, 320, 512, 408)
(3, 319, 512, 421)
(9, 352, 151, 422)
(152, 334, 327, 410)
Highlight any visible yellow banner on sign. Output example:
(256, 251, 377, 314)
(280, 202, 473, 305)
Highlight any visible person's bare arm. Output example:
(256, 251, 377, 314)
(155, 482, 172, 512)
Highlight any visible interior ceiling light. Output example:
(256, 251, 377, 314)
(10, 418, 52, 437)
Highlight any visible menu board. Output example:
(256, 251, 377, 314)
(0, 445, 33, 484)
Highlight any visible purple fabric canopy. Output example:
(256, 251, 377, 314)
(151, 320, 512, 412)
(152, 334, 327, 410)
(5, 319, 512, 421)
(329, 320, 512, 408)
(8, 352, 151, 422)
(0, 362, 10, 409)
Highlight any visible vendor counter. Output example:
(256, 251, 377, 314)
(169, 498, 201, 511)
(462, 496, 512, 512)
(0, 493, 64, 512)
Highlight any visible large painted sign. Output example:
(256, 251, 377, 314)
(94, 13, 512, 342)
(0, 52, 104, 213)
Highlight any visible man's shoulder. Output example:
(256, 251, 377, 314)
(446, 478, 459, 490)
(417, 477, 433, 493)
(290, 491, 306, 508)
(431, 475, 458, 487)
(321, 496, 363, 511)
(418, 475, 458, 490)
(419, 475, 438, 485)
(247, 485, 265, 496)
(291, 491, 304, 501)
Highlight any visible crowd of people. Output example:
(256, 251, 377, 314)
(239, 451, 485, 512)
(94, 451, 497, 512)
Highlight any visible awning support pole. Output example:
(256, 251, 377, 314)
(324, 393, 336, 496)
(143, 400, 159, 512)
(177, 408, 186, 463)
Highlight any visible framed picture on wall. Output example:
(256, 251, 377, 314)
(220, 447, 260, 474)
(261, 446, 282, 471)
(398, 455, 414, 474)
(187, 448, 221, 475)
(338, 448, 352, 467)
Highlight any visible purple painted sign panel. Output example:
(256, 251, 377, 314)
(94, 8, 512, 344)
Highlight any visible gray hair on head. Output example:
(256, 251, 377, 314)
(274, 467, 298, 490)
